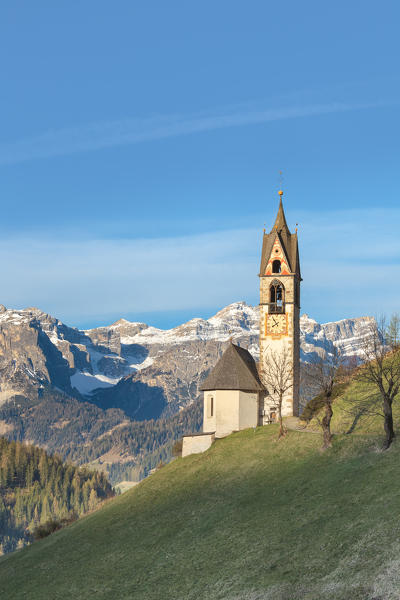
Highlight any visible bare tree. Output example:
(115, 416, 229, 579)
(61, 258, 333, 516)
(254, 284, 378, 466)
(262, 348, 293, 438)
(304, 347, 344, 449)
(360, 315, 400, 450)
(387, 313, 400, 348)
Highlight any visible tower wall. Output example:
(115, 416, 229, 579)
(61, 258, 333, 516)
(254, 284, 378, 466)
(259, 279, 300, 419)
(258, 195, 301, 422)
(292, 304, 300, 416)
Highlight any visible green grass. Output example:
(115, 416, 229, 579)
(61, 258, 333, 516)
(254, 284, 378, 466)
(1, 417, 400, 599)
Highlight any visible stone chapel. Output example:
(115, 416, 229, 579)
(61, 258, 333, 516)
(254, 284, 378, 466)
(182, 191, 301, 457)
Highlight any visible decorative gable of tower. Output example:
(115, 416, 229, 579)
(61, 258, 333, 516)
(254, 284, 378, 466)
(258, 194, 300, 280)
(264, 235, 291, 276)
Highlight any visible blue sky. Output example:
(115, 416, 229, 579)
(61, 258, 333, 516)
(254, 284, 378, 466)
(0, 1, 399, 328)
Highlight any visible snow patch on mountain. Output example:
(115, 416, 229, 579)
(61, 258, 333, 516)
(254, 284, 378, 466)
(70, 371, 119, 394)
(115, 303, 258, 346)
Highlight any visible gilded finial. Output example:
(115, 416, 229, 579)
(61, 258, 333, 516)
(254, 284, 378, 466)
(278, 171, 283, 197)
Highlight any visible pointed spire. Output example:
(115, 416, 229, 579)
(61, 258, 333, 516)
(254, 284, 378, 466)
(271, 190, 290, 234)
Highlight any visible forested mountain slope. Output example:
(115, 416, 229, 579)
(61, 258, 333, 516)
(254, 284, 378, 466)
(0, 390, 202, 484)
(0, 438, 114, 554)
(1, 416, 400, 599)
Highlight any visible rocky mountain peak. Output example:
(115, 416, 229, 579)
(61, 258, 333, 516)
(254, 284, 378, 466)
(109, 318, 141, 328)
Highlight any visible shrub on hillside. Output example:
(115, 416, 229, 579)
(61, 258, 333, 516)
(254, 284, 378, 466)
(300, 382, 349, 422)
(33, 513, 78, 541)
(172, 439, 183, 457)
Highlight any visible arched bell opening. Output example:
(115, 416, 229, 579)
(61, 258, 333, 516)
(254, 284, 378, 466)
(269, 280, 285, 314)
(272, 259, 281, 274)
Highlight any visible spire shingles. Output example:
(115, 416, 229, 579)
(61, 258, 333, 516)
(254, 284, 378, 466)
(271, 196, 290, 235)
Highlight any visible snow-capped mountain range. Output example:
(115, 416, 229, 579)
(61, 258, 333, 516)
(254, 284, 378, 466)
(0, 301, 374, 420)
(0, 301, 376, 477)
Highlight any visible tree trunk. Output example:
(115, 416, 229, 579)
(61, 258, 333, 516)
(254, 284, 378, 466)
(321, 399, 333, 449)
(278, 400, 285, 438)
(382, 397, 395, 450)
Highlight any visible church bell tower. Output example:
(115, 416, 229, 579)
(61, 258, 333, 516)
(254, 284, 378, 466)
(259, 190, 301, 420)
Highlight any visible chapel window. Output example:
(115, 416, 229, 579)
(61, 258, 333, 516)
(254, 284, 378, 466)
(208, 396, 214, 418)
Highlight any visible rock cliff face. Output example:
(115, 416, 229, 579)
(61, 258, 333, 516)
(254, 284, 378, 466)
(0, 302, 374, 419)
(0, 306, 77, 406)
(299, 313, 375, 362)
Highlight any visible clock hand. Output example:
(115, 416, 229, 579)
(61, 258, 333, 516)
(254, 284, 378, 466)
(272, 318, 278, 327)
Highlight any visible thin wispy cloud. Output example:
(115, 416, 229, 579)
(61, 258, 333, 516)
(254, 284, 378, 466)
(1, 207, 399, 326)
(0, 228, 258, 321)
(0, 100, 386, 165)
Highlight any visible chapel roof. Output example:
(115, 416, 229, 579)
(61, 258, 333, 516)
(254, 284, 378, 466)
(199, 342, 264, 392)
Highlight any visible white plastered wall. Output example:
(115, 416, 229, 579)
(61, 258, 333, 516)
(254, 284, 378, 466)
(259, 273, 300, 419)
(203, 390, 259, 438)
(238, 391, 259, 430)
(182, 434, 215, 457)
(214, 390, 240, 437)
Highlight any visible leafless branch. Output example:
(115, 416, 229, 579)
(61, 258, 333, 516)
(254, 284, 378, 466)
(262, 347, 293, 438)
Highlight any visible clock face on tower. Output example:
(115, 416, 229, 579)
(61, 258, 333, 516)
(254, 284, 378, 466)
(266, 313, 287, 336)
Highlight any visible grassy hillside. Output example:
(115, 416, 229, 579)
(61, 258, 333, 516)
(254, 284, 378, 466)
(1, 418, 400, 599)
